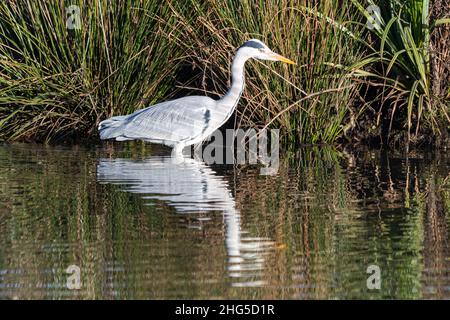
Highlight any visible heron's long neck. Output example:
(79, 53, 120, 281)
(220, 50, 248, 108)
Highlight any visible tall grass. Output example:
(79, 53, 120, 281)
(0, 0, 182, 141)
(0, 0, 448, 147)
(349, 0, 450, 146)
(169, 0, 366, 146)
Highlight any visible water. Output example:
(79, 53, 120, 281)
(0, 142, 449, 299)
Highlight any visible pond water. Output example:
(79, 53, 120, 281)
(0, 142, 449, 299)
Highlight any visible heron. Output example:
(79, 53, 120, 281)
(98, 39, 295, 155)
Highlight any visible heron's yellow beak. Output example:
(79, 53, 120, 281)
(271, 52, 296, 65)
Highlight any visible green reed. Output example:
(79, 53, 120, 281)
(349, 0, 450, 146)
(0, 0, 183, 141)
(169, 0, 366, 145)
(0, 0, 447, 147)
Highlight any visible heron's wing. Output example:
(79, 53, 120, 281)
(123, 97, 216, 144)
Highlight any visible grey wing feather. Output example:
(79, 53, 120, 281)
(121, 96, 216, 145)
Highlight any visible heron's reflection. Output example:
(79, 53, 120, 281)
(96, 156, 274, 285)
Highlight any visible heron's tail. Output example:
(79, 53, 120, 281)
(98, 115, 129, 140)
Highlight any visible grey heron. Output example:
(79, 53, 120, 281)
(98, 39, 295, 155)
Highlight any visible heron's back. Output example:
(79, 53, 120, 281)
(98, 96, 228, 146)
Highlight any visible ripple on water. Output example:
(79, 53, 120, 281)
(0, 143, 449, 299)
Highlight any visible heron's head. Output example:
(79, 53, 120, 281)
(238, 39, 296, 65)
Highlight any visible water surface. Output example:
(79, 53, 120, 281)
(0, 143, 449, 299)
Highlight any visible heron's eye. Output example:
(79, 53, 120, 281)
(259, 48, 265, 53)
